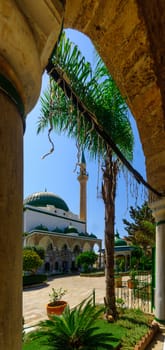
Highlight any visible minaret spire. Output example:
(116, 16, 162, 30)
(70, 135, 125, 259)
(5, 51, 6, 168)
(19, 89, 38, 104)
(77, 150, 88, 229)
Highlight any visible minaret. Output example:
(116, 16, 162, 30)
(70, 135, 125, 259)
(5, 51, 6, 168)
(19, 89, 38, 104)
(77, 151, 88, 229)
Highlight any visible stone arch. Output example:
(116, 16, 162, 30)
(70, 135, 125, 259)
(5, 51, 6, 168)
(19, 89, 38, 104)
(58, 240, 70, 250)
(45, 261, 50, 272)
(26, 236, 35, 246)
(72, 243, 81, 254)
(39, 236, 54, 251)
(92, 242, 100, 253)
(82, 242, 92, 252)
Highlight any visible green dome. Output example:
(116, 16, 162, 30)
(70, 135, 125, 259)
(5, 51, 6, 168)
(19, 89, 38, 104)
(24, 192, 69, 212)
(115, 233, 127, 246)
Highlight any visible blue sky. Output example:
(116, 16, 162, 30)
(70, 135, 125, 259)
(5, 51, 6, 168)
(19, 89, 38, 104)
(24, 29, 146, 246)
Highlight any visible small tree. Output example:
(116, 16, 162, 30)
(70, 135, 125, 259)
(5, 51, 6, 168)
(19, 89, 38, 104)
(76, 251, 98, 272)
(38, 32, 134, 318)
(24, 245, 45, 260)
(123, 201, 155, 252)
(23, 249, 43, 274)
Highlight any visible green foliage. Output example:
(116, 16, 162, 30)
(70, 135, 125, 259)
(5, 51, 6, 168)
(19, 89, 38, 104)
(76, 251, 98, 271)
(24, 245, 45, 260)
(49, 287, 67, 305)
(23, 249, 43, 273)
(79, 232, 88, 236)
(23, 274, 47, 286)
(139, 254, 152, 270)
(30, 298, 113, 349)
(82, 262, 89, 273)
(23, 232, 29, 237)
(34, 224, 49, 231)
(23, 305, 153, 350)
(116, 257, 125, 272)
(115, 298, 125, 309)
(129, 246, 152, 271)
(89, 233, 97, 238)
(121, 323, 148, 350)
(123, 201, 155, 250)
(80, 270, 105, 277)
(23, 336, 50, 350)
(64, 226, 78, 233)
(117, 308, 152, 350)
(38, 31, 133, 162)
(129, 269, 137, 281)
(34, 246, 45, 260)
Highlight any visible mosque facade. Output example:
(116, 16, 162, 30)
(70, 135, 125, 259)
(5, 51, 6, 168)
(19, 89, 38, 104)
(23, 153, 102, 273)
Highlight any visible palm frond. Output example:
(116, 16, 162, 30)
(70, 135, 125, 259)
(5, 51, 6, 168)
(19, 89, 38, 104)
(38, 31, 134, 163)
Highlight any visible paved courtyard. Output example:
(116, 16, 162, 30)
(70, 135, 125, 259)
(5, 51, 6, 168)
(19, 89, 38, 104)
(23, 275, 106, 329)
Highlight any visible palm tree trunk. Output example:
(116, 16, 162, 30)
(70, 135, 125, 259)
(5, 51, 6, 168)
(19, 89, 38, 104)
(102, 147, 118, 320)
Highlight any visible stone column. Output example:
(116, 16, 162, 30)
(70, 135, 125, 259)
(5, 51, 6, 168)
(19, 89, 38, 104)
(150, 198, 165, 322)
(0, 91, 23, 350)
(0, 2, 41, 350)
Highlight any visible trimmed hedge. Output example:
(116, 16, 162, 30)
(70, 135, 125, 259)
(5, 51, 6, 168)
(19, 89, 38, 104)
(23, 274, 47, 286)
(80, 271, 105, 277)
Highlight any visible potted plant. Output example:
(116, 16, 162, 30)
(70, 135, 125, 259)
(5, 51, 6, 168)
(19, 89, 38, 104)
(127, 269, 138, 289)
(115, 273, 122, 288)
(46, 287, 67, 317)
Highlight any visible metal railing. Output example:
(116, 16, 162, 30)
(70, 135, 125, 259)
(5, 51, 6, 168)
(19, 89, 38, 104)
(115, 272, 152, 313)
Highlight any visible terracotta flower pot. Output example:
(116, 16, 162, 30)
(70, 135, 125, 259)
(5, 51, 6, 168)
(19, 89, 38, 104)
(115, 276, 122, 288)
(46, 301, 67, 317)
(127, 279, 137, 289)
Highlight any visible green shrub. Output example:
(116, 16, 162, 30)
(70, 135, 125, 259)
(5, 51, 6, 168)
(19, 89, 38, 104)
(23, 274, 47, 286)
(80, 271, 105, 277)
(76, 251, 98, 270)
(24, 246, 45, 260)
(23, 249, 43, 273)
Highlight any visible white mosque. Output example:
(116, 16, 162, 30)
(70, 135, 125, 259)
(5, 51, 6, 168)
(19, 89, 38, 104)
(23, 152, 102, 273)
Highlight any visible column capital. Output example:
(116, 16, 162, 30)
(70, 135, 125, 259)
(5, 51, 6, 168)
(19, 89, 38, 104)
(0, 0, 64, 115)
(150, 197, 165, 224)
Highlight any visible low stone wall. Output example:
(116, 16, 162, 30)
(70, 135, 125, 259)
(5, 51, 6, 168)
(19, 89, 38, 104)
(134, 322, 159, 350)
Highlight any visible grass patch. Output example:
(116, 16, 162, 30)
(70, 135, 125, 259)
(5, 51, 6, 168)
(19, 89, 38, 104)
(23, 308, 153, 350)
(23, 336, 50, 350)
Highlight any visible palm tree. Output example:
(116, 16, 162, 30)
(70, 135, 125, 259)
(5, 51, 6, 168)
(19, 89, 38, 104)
(30, 298, 113, 349)
(38, 32, 134, 319)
